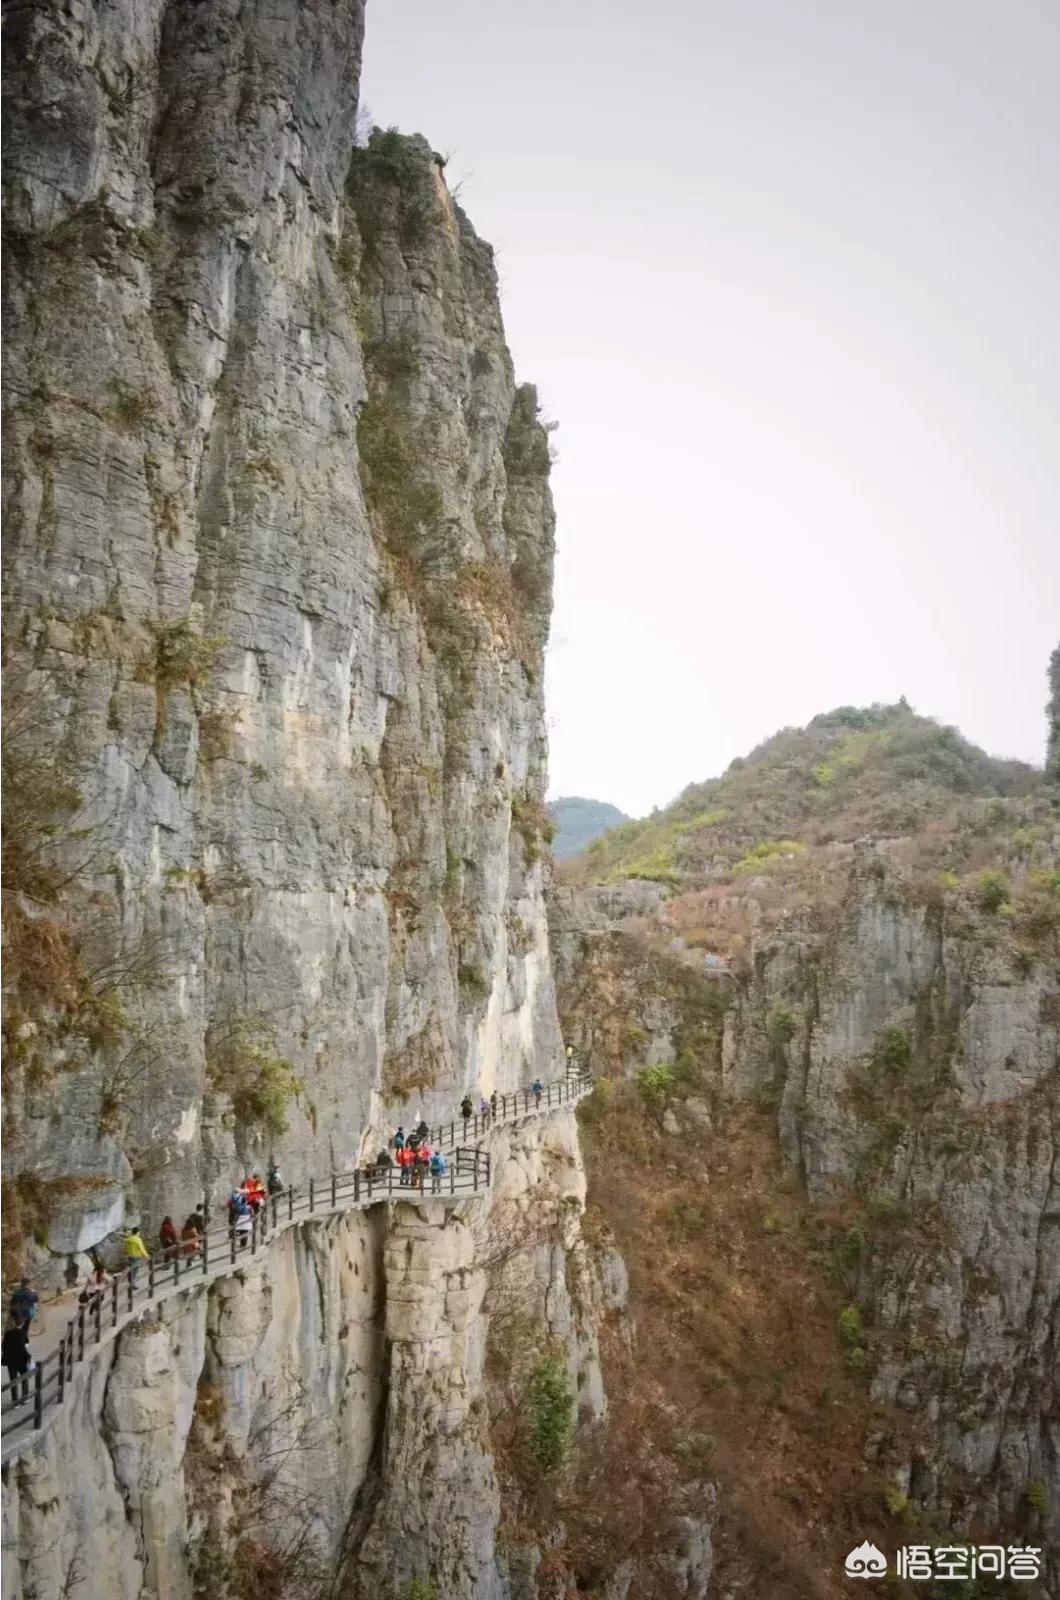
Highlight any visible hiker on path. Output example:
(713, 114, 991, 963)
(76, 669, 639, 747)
(415, 1143, 431, 1186)
(461, 1094, 474, 1134)
(234, 1208, 252, 1250)
(79, 1262, 110, 1309)
(429, 1149, 447, 1193)
(227, 1190, 250, 1230)
(414, 1117, 429, 1142)
(181, 1216, 202, 1258)
(393, 1126, 406, 1152)
(532, 1078, 543, 1108)
(9, 1280, 39, 1325)
(160, 1217, 179, 1261)
(375, 1148, 392, 1172)
(2, 1319, 32, 1404)
(267, 1166, 284, 1197)
(124, 1228, 149, 1285)
(479, 1096, 490, 1125)
(398, 1145, 415, 1186)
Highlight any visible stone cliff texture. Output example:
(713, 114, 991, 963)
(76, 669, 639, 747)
(553, 853, 1060, 1597)
(3, 0, 558, 1271)
(1, 1113, 612, 1600)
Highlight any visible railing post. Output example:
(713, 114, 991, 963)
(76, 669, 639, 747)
(111, 1277, 119, 1327)
(148, 1253, 155, 1298)
(33, 1362, 43, 1429)
(288, 1187, 294, 1222)
(388, 1165, 393, 1198)
(354, 1170, 360, 1204)
(272, 1195, 278, 1231)
(251, 1214, 258, 1254)
(202, 1228, 209, 1275)
(57, 1338, 66, 1405)
(174, 1248, 180, 1287)
(127, 1270, 134, 1313)
(309, 1178, 315, 1214)
(473, 1153, 479, 1192)
(331, 1174, 337, 1208)
(94, 1291, 102, 1344)
(77, 1304, 85, 1360)
(230, 1225, 236, 1266)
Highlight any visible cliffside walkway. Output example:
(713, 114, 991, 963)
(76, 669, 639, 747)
(0, 1070, 592, 1463)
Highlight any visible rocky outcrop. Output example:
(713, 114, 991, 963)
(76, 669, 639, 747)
(3, 0, 558, 1279)
(556, 851, 1060, 1595)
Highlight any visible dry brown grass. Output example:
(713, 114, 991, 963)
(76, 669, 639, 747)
(579, 1090, 911, 1599)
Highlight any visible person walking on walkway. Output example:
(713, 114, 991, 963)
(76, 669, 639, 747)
(414, 1117, 429, 1143)
(460, 1094, 473, 1136)
(393, 1126, 406, 1153)
(124, 1228, 149, 1286)
(234, 1208, 252, 1250)
(9, 1280, 39, 1325)
(532, 1078, 543, 1108)
(398, 1145, 414, 1186)
(181, 1216, 201, 1258)
(79, 1261, 111, 1309)
(375, 1148, 392, 1173)
(160, 1217, 179, 1261)
(429, 1149, 447, 1193)
(415, 1143, 431, 1187)
(267, 1165, 284, 1197)
(2, 1319, 32, 1404)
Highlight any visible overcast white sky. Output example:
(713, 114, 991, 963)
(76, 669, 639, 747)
(362, 0, 1060, 817)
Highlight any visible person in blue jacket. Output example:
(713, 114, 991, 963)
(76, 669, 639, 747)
(429, 1149, 447, 1193)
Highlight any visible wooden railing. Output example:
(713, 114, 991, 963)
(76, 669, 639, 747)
(0, 1068, 593, 1455)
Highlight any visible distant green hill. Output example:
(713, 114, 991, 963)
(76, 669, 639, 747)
(548, 797, 630, 859)
(578, 702, 1041, 886)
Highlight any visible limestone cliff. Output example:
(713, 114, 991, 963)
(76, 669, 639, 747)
(1, 1112, 612, 1600)
(553, 722, 1060, 1597)
(0, 5, 624, 1598)
(3, 0, 558, 1270)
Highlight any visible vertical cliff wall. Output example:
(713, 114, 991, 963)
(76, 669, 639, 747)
(1, 1112, 613, 1600)
(3, 0, 558, 1272)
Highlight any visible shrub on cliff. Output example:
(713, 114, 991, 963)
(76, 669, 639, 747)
(525, 1355, 573, 1473)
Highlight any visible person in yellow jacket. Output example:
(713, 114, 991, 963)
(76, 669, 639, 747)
(124, 1227, 149, 1286)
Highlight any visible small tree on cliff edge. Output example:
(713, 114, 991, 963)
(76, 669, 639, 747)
(1047, 643, 1060, 784)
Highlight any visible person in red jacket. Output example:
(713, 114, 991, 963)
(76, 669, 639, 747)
(415, 1143, 431, 1187)
(160, 1217, 179, 1262)
(398, 1145, 415, 1186)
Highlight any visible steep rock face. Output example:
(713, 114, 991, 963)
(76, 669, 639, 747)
(553, 860, 1060, 1594)
(1, 1112, 611, 1600)
(3, 0, 558, 1274)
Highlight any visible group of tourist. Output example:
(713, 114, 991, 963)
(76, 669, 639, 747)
(374, 1120, 450, 1190)
(3, 1055, 590, 1405)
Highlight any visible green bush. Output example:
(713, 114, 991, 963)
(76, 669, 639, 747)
(207, 1022, 302, 1136)
(401, 1581, 437, 1600)
(1027, 1479, 1048, 1514)
(357, 400, 445, 559)
(975, 869, 1010, 913)
(838, 1304, 864, 1348)
(877, 1025, 911, 1071)
(884, 1484, 908, 1517)
(734, 839, 805, 873)
(637, 1063, 675, 1102)
(766, 1005, 797, 1046)
(525, 1355, 573, 1472)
